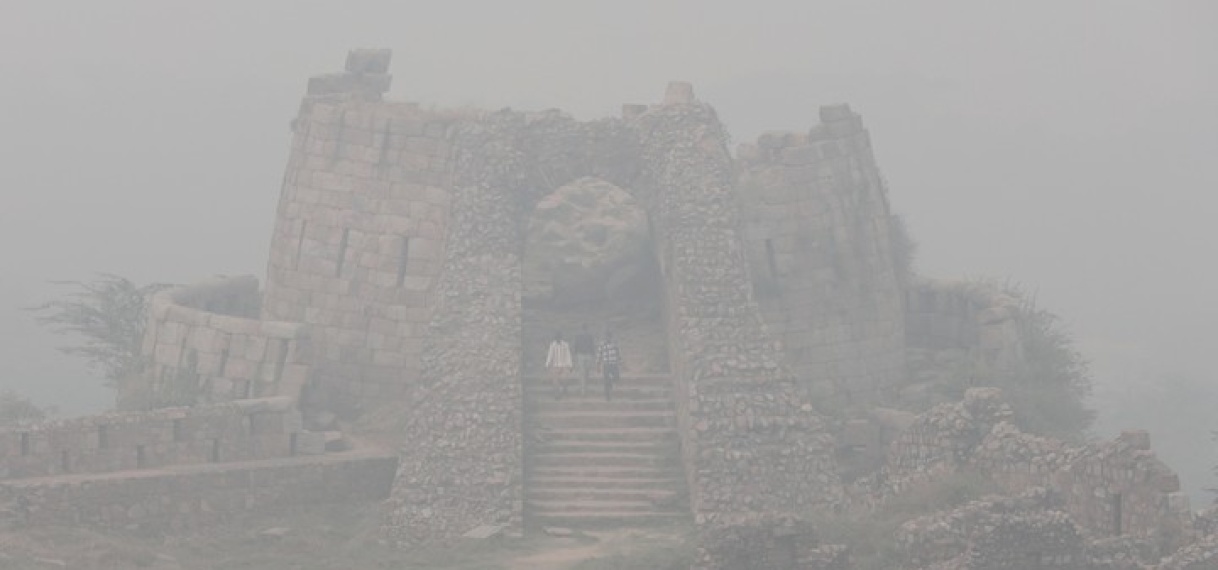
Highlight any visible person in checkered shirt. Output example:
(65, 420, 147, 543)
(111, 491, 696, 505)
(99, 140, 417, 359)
(596, 330, 621, 401)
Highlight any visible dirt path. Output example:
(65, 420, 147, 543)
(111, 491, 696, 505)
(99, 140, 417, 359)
(505, 528, 687, 570)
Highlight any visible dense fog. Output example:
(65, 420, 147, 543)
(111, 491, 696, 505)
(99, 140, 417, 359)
(1, 0, 1215, 506)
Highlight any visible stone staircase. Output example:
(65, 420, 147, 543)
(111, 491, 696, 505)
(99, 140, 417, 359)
(523, 373, 689, 528)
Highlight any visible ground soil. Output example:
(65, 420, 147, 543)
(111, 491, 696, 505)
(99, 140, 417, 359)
(0, 502, 690, 570)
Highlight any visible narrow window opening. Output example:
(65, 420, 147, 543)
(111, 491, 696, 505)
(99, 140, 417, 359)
(764, 239, 778, 279)
(271, 339, 291, 386)
(20, 432, 30, 456)
(136, 445, 147, 468)
(60, 450, 70, 472)
(97, 425, 109, 449)
(335, 228, 351, 277)
(218, 347, 230, 377)
(210, 439, 221, 463)
(1111, 493, 1123, 535)
(294, 220, 308, 269)
(377, 120, 393, 165)
(289, 433, 299, 457)
(173, 419, 185, 443)
(396, 236, 411, 287)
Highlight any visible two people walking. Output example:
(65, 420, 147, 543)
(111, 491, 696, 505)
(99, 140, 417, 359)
(545, 324, 621, 401)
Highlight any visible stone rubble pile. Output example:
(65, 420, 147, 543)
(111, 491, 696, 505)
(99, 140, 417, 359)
(898, 488, 1083, 569)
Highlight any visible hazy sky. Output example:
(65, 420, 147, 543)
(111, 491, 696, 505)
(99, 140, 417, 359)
(2, 1, 1215, 428)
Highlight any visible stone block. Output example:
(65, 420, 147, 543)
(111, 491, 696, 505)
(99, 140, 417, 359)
(307, 73, 392, 97)
(818, 103, 855, 122)
(1118, 430, 1151, 451)
(663, 81, 696, 105)
(345, 48, 392, 74)
(826, 117, 863, 138)
(293, 431, 327, 455)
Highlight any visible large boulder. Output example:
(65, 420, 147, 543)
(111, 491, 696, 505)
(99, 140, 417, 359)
(523, 177, 651, 306)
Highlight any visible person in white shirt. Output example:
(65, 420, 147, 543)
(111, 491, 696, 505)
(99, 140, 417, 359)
(545, 331, 573, 399)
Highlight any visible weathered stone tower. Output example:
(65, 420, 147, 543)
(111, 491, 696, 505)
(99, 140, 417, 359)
(260, 50, 449, 409)
(737, 108, 907, 407)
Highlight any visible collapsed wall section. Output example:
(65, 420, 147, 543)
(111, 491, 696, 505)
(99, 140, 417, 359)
(736, 105, 906, 409)
(261, 56, 454, 410)
(136, 276, 311, 408)
(873, 389, 1194, 546)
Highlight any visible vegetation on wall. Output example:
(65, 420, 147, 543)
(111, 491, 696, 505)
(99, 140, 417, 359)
(26, 274, 169, 397)
(909, 281, 1095, 442)
(0, 389, 53, 427)
(999, 288, 1094, 441)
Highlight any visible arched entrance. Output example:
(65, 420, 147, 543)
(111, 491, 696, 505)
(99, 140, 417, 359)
(520, 176, 668, 377)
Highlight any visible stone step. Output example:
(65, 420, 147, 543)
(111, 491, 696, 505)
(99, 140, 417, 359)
(523, 375, 671, 386)
(529, 511, 689, 528)
(528, 398, 673, 413)
(529, 499, 663, 513)
(533, 427, 678, 442)
(524, 386, 671, 400)
(531, 452, 678, 469)
(527, 487, 682, 503)
(531, 440, 677, 455)
(530, 465, 677, 480)
(527, 476, 684, 490)
(531, 411, 675, 429)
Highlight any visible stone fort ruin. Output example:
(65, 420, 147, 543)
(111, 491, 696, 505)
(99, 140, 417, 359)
(3, 50, 1216, 569)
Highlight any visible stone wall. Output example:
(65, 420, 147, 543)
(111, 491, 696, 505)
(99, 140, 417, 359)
(870, 389, 1193, 547)
(903, 280, 1024, 409)
(897, 489, 1085, 570)
(694, 516, 849, 570)
(382, 106, 641, 545)
(368, 78, 843, 559)
(0, 449, 396, 532)
(634, 87, 843, 539)
(0, 398, 301, 480)
(137, 276, 311, 406)
(736, 104, 906, 409)
(262, 50, 454, 410)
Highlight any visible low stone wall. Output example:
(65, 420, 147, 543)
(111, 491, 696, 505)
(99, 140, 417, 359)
(872, 389, 1194, 546)
(136, 276, 312, 406)
(1050, 432, 1191, 544)
(897, 489, 1084, 570)
(903, 280, 1023, 409)
(1156, 533, 1218, 570)
(694, 517, 849, 570)
(0, 449, 397, 532)
(0, 399, 300, 480)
